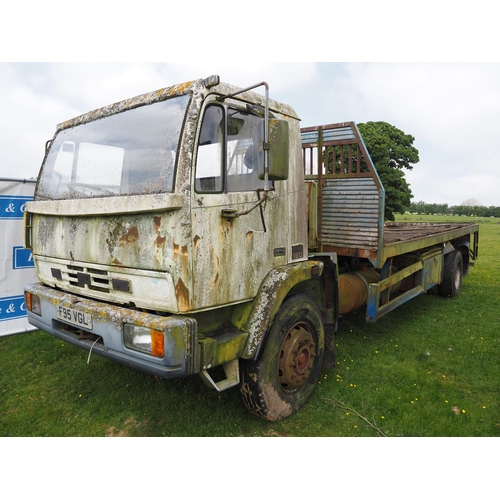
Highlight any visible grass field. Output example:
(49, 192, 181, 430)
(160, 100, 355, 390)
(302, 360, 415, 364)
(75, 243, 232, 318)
(1, 215, 498, 437)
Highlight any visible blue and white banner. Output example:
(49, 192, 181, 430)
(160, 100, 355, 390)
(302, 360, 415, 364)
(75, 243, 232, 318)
(1, 179, 37, 337)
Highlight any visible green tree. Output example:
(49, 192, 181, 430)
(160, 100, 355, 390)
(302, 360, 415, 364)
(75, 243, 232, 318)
(410, 200, 427, 214)
(358, 121, 419, 221)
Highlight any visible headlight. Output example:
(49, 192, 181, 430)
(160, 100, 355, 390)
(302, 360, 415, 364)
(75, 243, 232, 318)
(25, 292, 42, 316)
(123, 324, 165, 358)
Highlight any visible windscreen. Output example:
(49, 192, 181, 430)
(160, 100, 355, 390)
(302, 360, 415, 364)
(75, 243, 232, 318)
(36, 95, 190, 200)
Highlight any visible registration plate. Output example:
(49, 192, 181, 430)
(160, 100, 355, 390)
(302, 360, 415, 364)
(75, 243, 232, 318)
(57, 305, 93, 330)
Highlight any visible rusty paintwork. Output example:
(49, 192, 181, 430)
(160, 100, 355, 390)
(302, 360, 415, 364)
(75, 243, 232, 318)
(198, 330, 249, 370)
(301, 122, 385, 265)
(365, 247, 444, 322)
(190, 91, 306, 312)
(301, 122, 479, 269)
(231, 260, 324, 359)
(27, 77, 305, 322)
(338, 268, 381, 315)
(25, 282, 198, 378)
(381, 222, 480, 262)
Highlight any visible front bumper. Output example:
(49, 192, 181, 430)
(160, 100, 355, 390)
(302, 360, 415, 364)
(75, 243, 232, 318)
(24, 283, 198, 379)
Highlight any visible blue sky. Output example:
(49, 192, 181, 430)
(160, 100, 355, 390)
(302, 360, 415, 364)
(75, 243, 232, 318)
(1, 61, 499, 207)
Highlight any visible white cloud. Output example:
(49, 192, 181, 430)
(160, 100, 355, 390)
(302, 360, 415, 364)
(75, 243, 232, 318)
(38, 63, 175, 112)
(408, 166, 500, 207)
(340, 63, 500, 152)
(1, 62, 498, 206)
(0, 65, 80, 179)
(326, 63, 500, 206)
(11, 62, 318, 116)
(0, 62, 319, 180)
(164, 62, 318, 93)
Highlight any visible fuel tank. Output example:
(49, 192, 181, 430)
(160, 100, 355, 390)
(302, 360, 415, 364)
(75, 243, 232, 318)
(338, 269, 380, 315)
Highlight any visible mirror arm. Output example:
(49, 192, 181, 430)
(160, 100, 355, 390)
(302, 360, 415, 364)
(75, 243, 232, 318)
(217, 81, 272, 219)
(221, 190, 269, 219)
(217, 81, 271, 192)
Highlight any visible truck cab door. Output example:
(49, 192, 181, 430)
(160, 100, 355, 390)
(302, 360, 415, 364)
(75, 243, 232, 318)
(191, 102, 287, 310)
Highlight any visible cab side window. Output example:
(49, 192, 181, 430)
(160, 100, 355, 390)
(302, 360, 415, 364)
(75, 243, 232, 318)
(195, 104, 268, 193)
(226, 109, 265, 192)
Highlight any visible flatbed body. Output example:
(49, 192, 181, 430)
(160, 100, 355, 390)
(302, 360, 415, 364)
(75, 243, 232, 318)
(382, 221, 479, 259)
(302, 122, 479, 321)
(302, 122, 479, 264)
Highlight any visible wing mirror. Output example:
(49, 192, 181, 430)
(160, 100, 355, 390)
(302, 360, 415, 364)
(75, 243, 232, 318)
(266, 119, 289, 181)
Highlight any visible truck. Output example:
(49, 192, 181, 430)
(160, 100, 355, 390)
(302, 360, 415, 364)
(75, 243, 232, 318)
(24, 75, 479, 421)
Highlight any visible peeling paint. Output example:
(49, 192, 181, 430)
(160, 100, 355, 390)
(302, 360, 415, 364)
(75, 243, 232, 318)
(175, 277, 190, 312)
(239, 261, 324, 358)
(119, 226, 139, 244)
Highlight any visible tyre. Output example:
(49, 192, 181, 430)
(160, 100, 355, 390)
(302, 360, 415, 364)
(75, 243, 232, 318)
(438, 249, 463, 297)
(239, 294, 325, 421)
(461, 248, 470, 277)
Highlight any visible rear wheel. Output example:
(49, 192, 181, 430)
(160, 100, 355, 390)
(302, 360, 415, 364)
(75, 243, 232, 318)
(439, 250, 463, 297)
(239, 294, 324, 421)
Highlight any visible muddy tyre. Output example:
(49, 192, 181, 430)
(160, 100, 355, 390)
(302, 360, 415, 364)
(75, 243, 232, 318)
(239, 294, 325, 421)
(439, 249, 463, 297)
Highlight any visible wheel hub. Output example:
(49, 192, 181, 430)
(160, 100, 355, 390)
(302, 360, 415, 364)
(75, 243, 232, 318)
(278, 323, 317, 392)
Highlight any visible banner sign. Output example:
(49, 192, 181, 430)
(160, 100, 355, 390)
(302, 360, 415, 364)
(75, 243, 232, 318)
(0, 179, 37, 337)
(0, 195, 33, 220)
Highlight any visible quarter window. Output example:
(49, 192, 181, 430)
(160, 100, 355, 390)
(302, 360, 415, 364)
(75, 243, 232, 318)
(195, 105, 224, 192)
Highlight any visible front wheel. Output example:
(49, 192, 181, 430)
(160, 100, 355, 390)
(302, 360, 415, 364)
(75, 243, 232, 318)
(239, 294, 325, 421)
